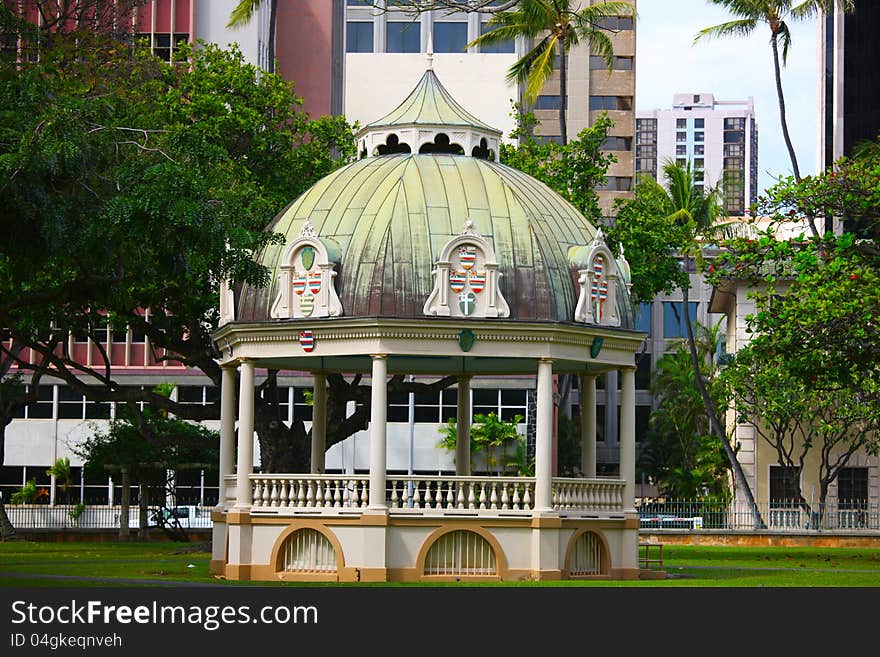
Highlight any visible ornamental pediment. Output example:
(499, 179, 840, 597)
(574, 231, 620, 327)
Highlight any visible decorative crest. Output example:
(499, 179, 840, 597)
(459, 218, 481, 237)
(298, 218, 319, 239)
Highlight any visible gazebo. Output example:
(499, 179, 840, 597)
(210, 66, 647, 582)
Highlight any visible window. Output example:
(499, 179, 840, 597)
(635, 158, 654, 172)
(636, 405, 651, 442)
(479, 21, 514, 53)
(84, 387, 111, 420)
(589, 55, 633, 70)
(589, 96, 632, 111)
(676, 158, 687, 167)
(433, 21, 467, 53)
(26, 385, 54, 419)
(724, 117, 745, 130)
(662, 301, 699, 338)
(676, 118, 687, 129)
(292, 387, 313, 421)
(695, 156, 706, 167)
(533, 95, 562, 110)
(635, 354, 651, 390)
(138, 33, 188, 63)
(346, 21, 374, 53)
(694, 144, 705, 155)
(599, 176, 632, 192)
(635, 302, 651, 334)
(769, 465, 800, 505)
(676, 144, 687, 156)
(601, 136, 632, 150)
(694, 118, 705, 129)
(694, 131, 704, 142)
(723, 131, 744, 144)
(676, 131, 686, 143)
(535, 134, 563, 145)
(387, 21, 420, 53)
(723, 143, 744, 156)
(837, 468, 868, 507)
(597, 16, 634, 31)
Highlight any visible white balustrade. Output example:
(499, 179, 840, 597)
(248, 474, 625, 516)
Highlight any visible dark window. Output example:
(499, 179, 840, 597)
(635, 302, 651, 334)
(58, 386, 84, 420)
(142, 33, 188, 63)
(534, 95, 561, 110)
(694, 118, 705, 129)
(676, 144, 687, 156)
(346, 21, 374, 53)
(602, 136, 632, 150)
(676, 118, 687, 129)
(837, 468, 868, 507)
(292, 388, 313, 421)
(433, 21, 467, 53)
(663, 301, 699, 338)
(694, 131, 704, 142)
(694, 144, 705, 155)
(635, 353, 651, 390)
(769, 465, 800, 505)
(597, 16, 634, 31)
(599, 176, 632, 191)
(589, 95, 632, 111)
(178, 386, 205, 404)
(636, 405, 651, 442)
(387, 21, 420, 53)
(84, 387, 111, 420)
(479, 21, 514, 53)
(589, 55, 633, 70)
(676, 131, 687, 143)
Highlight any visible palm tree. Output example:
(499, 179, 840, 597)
(228, 0, 278, 73)
(695, 0, 855, 237)
(651, 160, 765, 526)
(468, 0, 635, 145)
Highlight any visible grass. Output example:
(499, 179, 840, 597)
(1, 541, 879, 587)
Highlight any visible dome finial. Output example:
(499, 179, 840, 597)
(460, 218, 481, 237)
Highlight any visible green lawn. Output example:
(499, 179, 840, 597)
(1, 541, 879, 587)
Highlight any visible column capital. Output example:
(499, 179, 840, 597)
(369, 353, 388, 360)
(456, 373, 473, 382)
(619, 364, 637, 373)
(238, 357, 254, 364)
(538, 358, 555, 365)
(220, 362, 238, 370)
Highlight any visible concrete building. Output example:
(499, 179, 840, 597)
(636, 93, 759, 217)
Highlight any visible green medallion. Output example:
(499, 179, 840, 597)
(300, 246, 315, 270)
(459, 329, 475, 352)
(590, 336, 604, 359)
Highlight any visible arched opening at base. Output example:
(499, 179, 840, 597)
(424, 530, 497, 576)
(280, 528, 338, 574)
(567, 531, 607, 577)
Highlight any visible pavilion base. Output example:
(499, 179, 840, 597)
(213, 512, 641, 583)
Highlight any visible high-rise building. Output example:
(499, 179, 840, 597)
(636, 93, 759, 217)
(817, 1, 880, 234)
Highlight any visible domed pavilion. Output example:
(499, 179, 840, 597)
(210, 65, 647, 582)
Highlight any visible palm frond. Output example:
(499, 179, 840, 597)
(694, 18, 759, 44)
(227, 0, 260, 29)
(777, 22, 792, 64)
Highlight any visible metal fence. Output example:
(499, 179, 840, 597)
(4, 504, 213, 530)
(637, 499, 880, 532)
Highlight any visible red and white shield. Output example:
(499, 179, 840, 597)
(450, 271, 467, 293)
(459, 245, 477, 270)
(307, 271, 322, 295)
(593, 255, 605, 279)
(468, 271, 486, 294)
(292, 273, 307, 296)
(299, 330, 315, 352)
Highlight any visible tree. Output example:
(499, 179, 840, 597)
(0, 33, 359, 477)
(468, 0, 635, 145)
(695, 0, 855, 237)
(46, 457, 72, 504)
(438, 412, 525, 475)
(604, 160, 765, 524)
(639, 321, 732, 501)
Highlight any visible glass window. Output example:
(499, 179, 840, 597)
(676, 144, 686, 156)
(676, 118, 687, 129)
(533, 95, 561, 110)
(479, 21, 514, 53)
(837, 467, 868, 507)
(602, 136, 632, 150)
(663, 301, 699, 338)
(694, 118, 705, 129)
(589, 96, 632, 111)
(387, 21, 420, 53)
(694, 144, 705, 155)
(724, 131, 744, 144)
(58, 386, 84, 420)
(346, 21, 374, 53)
(292, 387, 313, 421)
(724, 117, 745, 130)
(433, 21, 467, 53)
(635, 302, 651, 334)
(694, 131, 704, 142)
(597, 16, 633, 31)
(694, 158, 704, 169)
(769, 465, 800, 505)
(676, 131, 686, 143)
(590, 55, 632, 70)
(635, 353, 652, 390)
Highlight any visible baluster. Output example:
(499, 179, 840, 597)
(523, 483, 531, 510)
(360, 479, 369, 508)
(512, 484, 521, 510)
(345, 479, 355, 508)
(562, 483, 570, 510)
(500, 483, 509, 510)
(334, 480, 342, 508)
(434, 481, 443, 509)
(456, 482, 467, 509)
(445, 481, 455, 509)
(467, 482, 477, 510)
(293, 480, 303, 507)
(478, 482, 487, 509)
(252, 479, 262, 507)
(303, 480, 313, 507)
(490, 482, 499, 510)
(391, 480, 399, 509)
(412, 481, 422, 509)
(279, 480, 289, 508)
(315, 479, 325, 508)
(269, 479, 279, 507)
(262, 479, 271, 507)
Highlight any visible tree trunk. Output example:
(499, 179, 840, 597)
(138, 481, 148, 541)
(0, 496, 17, 541)
(681, 282, 765, 528)
(771, 34, 819, 238)
(558, 41, 568, 146)
(118, 467, 130, 541)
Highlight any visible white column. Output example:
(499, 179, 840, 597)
(456, 375, 472, 476)
(235, 359, 255, 509)
(218, 365, 237, 508)
(580, 374, 597, 478)
(368, 355, 388, 510)
(311, 373, 327, 474)
(535, 359, 555, 513)
(620, 366, 636, 513)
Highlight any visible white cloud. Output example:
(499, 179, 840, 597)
(636, 0, 819, 197)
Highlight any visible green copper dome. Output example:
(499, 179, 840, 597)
(236, 153, 634, 327)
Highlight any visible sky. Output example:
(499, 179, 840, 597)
(636, 0, 820, 196)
